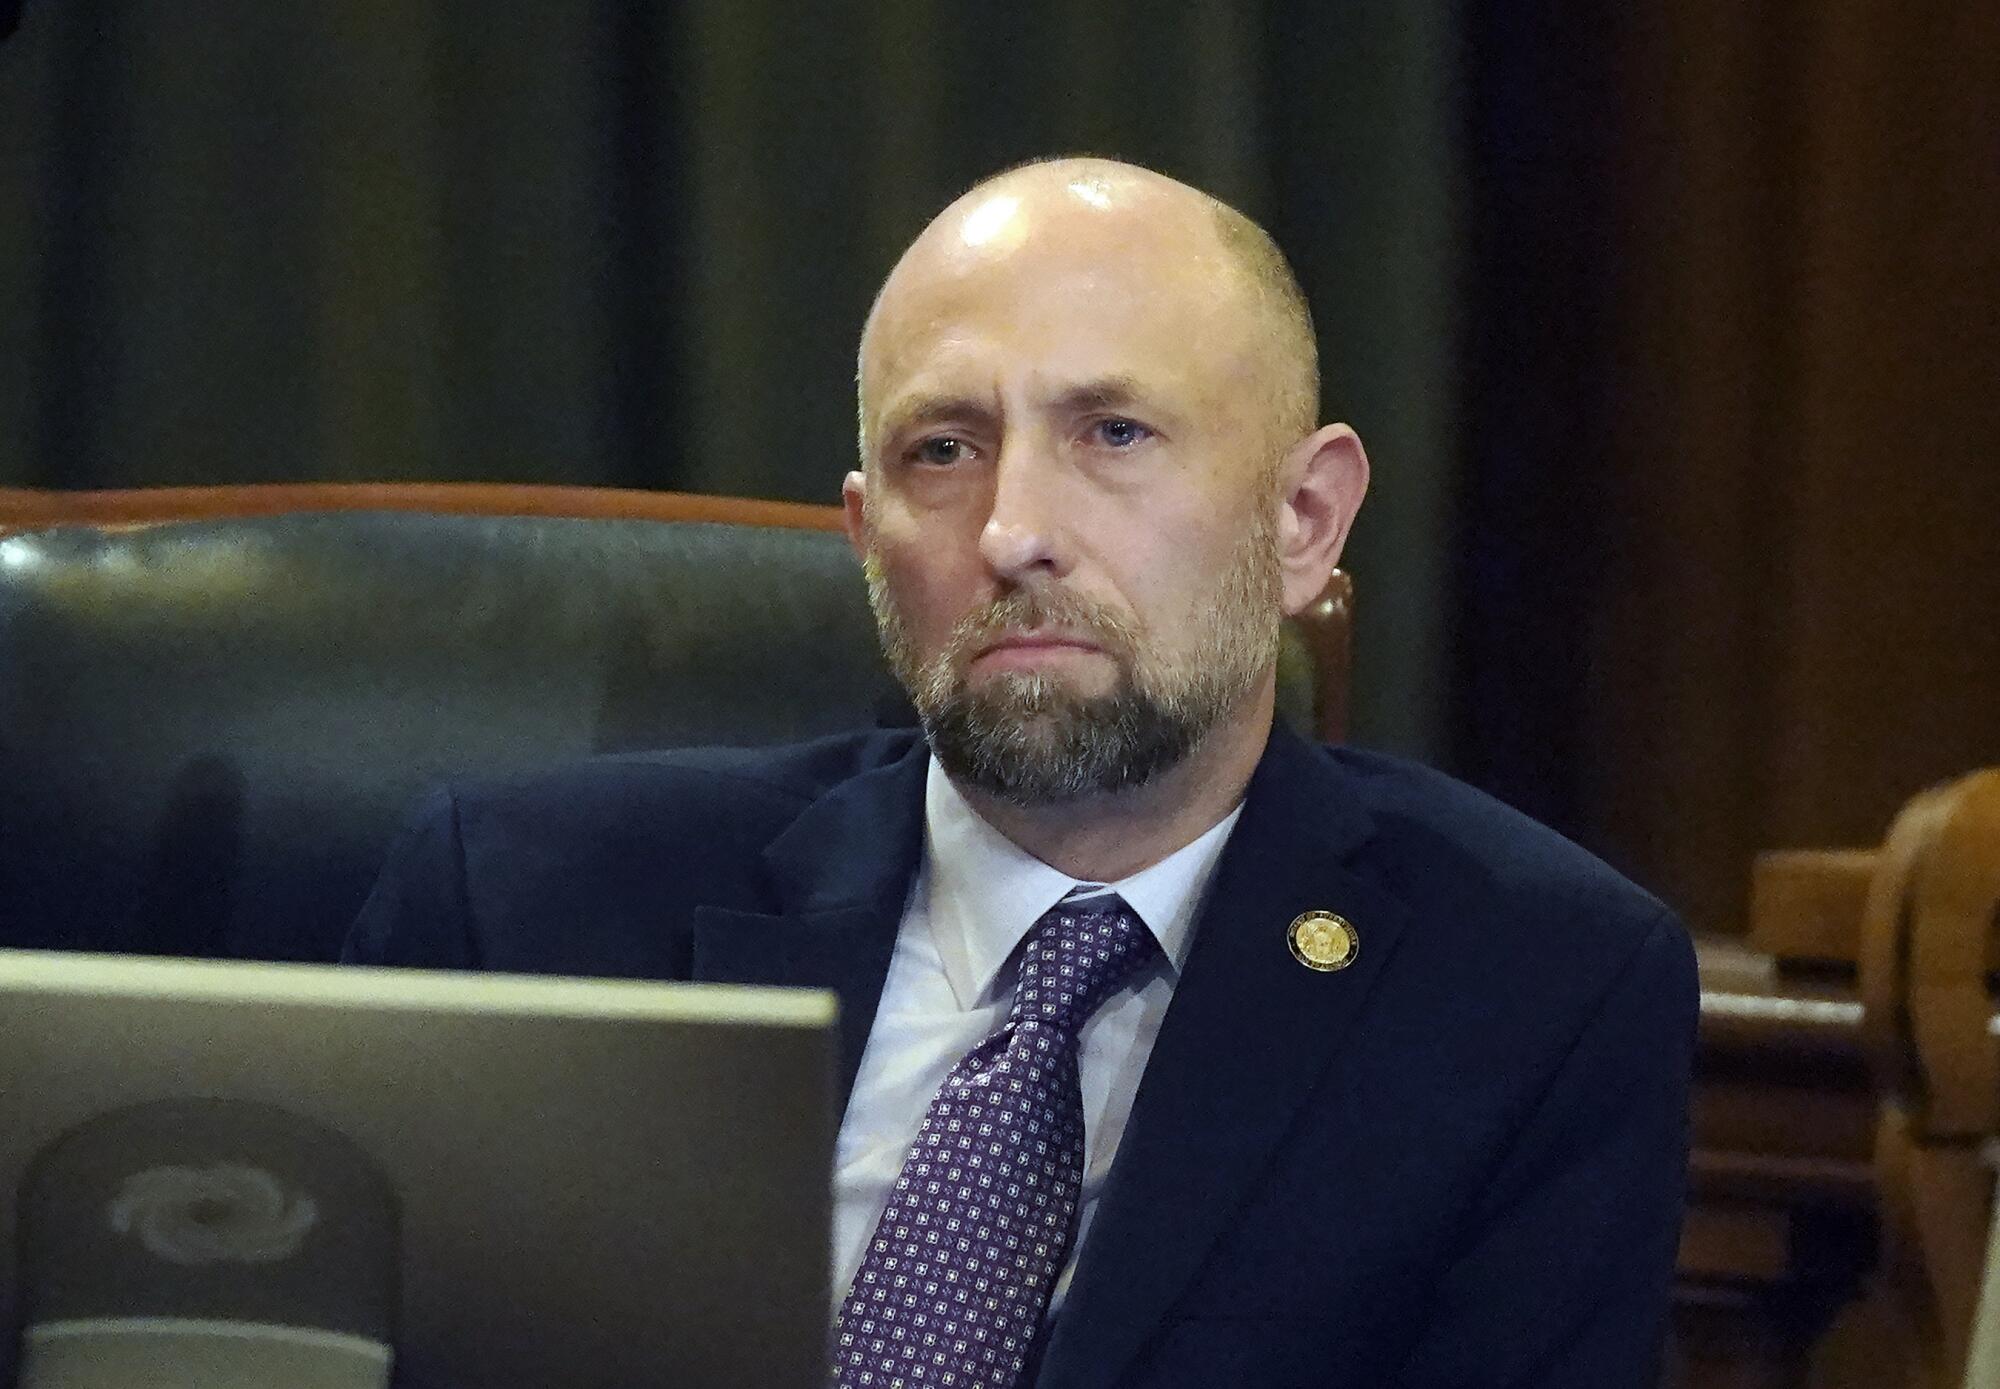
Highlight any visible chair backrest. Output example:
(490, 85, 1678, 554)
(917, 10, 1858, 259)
(0, 484, 1350, 963)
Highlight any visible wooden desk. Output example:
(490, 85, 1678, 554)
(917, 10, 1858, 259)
(1682, 937, 1876, 1388)
(1679, 769, 2000, 1389)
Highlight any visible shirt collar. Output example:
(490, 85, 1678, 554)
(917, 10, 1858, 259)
(920, 756, 1245, 1010)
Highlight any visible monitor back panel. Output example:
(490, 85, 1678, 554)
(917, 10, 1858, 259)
(0, 952, 838, 1388)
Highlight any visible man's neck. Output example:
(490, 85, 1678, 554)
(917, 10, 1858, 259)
(951, 683, 1275, 882)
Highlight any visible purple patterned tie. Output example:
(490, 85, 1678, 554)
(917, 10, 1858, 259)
(831, 886, 1159, 1389)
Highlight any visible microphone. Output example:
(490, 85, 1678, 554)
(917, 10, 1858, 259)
(16, 1099, 398, 1389)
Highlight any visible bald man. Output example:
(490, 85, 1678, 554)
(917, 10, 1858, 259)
(349, 159, 1696, 1389)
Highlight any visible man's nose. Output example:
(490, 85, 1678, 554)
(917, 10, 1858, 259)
(977, 445, 1070, 583)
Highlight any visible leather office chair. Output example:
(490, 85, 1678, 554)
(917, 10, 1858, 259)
(0, 484, 1351, 965)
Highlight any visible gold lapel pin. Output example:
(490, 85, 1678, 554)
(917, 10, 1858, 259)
(1287, 911, 1359, 972)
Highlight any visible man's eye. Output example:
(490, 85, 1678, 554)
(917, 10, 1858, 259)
(1091, 418, 1152, 449)
(911, 437, 972, 466)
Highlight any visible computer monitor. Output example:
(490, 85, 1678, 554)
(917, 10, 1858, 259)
(0, 949, 838, 1388)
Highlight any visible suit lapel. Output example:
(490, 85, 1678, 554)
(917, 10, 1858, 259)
(689, 738, 928, 1112)
(1038, 728, 1414, 1389)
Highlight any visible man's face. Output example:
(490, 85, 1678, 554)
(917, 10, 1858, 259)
(851, 185, 1291, 803)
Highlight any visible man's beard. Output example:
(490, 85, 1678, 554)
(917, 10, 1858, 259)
(863, 520, 1282, 805)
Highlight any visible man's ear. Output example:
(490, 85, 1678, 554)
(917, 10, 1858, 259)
(1274, 424, 1369, 616)
(841, 469, 870, 560)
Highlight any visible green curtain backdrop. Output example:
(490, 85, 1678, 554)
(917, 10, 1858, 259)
(0, 0, 1458, 759)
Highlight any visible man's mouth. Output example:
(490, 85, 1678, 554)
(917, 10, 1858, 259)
(971, 631, 1105, 668)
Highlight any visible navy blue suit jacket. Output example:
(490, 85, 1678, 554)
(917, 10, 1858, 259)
(346, 724, 1696, 1388)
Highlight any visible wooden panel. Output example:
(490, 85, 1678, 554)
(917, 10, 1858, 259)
(1768, 0, 2000, 856)
(1582, 0, 1795, 935)
(1582, 1, 2000, 936)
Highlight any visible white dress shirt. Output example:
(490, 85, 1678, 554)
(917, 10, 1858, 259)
(830, 757, 1243, 1314)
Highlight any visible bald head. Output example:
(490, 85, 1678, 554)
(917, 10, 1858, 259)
(857, 158, 1320, 467)
(841, 158, 1371, 822)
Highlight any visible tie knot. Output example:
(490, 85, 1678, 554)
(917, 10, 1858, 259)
(1012, 888, 1157, 1036)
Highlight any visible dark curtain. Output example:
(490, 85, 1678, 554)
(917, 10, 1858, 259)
(1451, 5, 1629, 842)
(0, 0, 1460, 761)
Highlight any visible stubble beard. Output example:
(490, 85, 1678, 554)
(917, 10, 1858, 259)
(863, 517, 1283, 805)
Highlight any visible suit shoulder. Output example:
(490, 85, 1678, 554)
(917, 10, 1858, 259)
(1323, 743, 1681, 955)
(443, 728, 923, 847)
(1309, 744, 1696, 1094)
